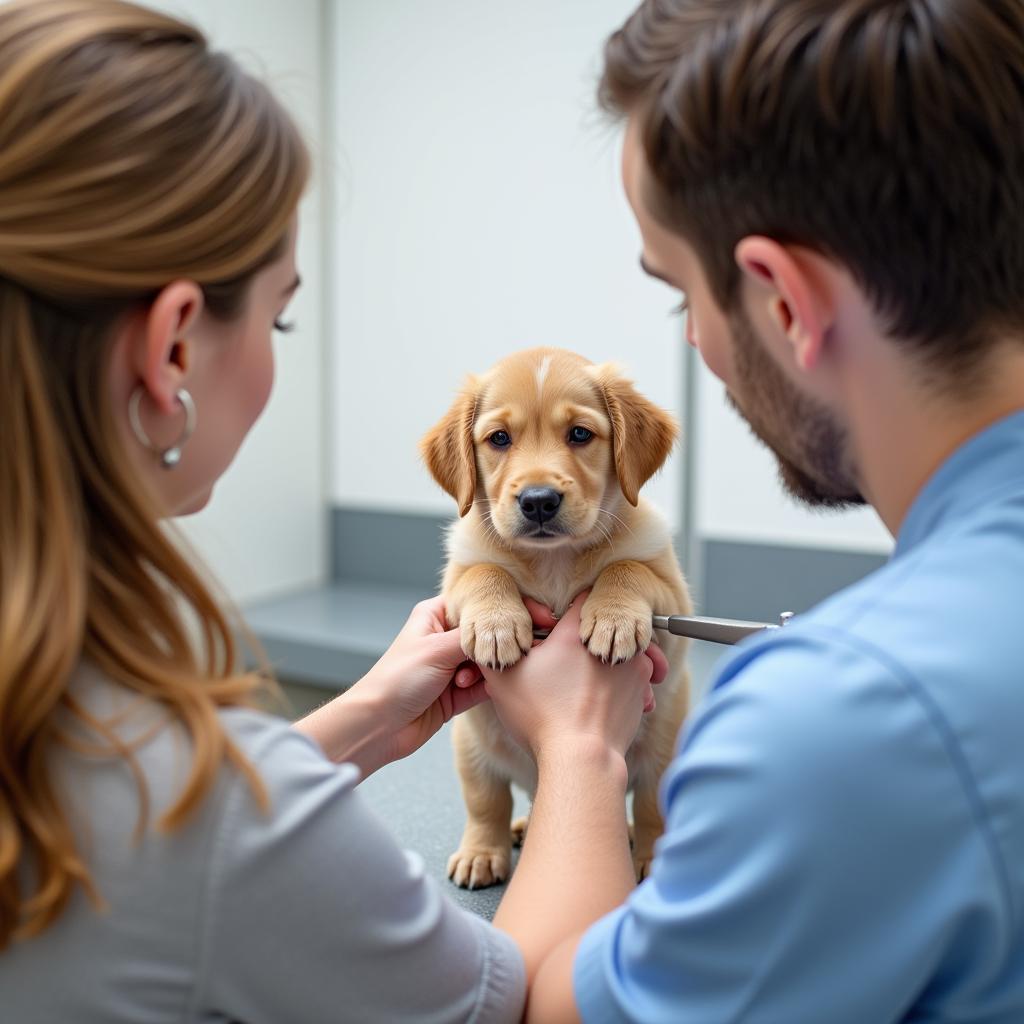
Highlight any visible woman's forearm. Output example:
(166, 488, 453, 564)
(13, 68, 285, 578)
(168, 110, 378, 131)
(293, 686, 389, 779)
(492, 737, 634, 983)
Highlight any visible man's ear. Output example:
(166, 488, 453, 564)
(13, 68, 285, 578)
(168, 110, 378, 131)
(419, 377, 479, 517)
(590, 363, 678, 506)
(734, 236, 831, 371)
(132, 280, 205, 413)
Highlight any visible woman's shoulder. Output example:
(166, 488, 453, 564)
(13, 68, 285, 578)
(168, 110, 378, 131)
(53, 664, 365, 909)
(218, 699, 362, 797)
(63, 662, 359, 814)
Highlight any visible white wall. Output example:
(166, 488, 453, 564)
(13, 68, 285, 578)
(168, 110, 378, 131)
(329, 0, 687, 528)
(149, 0, 329, 603)
(328, 0, 893, 562)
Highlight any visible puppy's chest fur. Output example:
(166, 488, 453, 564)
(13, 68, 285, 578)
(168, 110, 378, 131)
(477, 544, 597, 617)
(444, 500, 675, 615)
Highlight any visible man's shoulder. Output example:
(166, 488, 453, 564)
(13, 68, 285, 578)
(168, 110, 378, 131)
(810, 484, 1024, 636)
(726, 500, 1024, 714)
(694, 542, 1018, 781)
(665, 623, 1001, 906)
(677, 520, 1013, 812)
(685, 622, 921, 788)
(674, 537, 1024, 904)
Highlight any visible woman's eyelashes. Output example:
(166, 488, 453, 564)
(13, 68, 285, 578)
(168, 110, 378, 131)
(668, 296, 690, 318)
(273, 318, 296, 334)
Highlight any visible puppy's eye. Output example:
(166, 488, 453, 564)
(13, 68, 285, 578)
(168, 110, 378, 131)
(489, 430, 512, 448)
(568, 426, 593, 445)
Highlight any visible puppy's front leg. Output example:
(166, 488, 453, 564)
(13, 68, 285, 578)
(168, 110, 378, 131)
(445, 563, 533, 670)
(631, 774, 664, 882)
(581, 559, 677, 663)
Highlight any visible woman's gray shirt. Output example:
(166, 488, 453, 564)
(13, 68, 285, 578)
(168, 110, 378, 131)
(0, 665, 526, 1023)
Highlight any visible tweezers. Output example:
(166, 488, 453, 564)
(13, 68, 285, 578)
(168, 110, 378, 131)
(533, 611, 793, 646)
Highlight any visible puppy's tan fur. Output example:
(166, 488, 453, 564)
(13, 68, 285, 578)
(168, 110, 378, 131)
(421, 347, 692, 889)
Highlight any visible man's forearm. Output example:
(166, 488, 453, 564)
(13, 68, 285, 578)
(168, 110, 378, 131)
(493, 737, 635, 982)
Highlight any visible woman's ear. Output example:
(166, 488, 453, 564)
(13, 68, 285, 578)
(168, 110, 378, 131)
(734, 236, 831, 371)
(419, 377, 479, 517)
(130, 280, 205, 413)
(591, 363, 678, 506)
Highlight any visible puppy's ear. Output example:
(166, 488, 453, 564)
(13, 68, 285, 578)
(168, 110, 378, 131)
(419, 377, 479, 517)
(591, 363, 679, 506)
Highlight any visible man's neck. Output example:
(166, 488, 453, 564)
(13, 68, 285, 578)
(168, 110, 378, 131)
(846, 343, 1024, 537)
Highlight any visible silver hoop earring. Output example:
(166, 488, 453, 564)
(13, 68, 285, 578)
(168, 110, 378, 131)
(128, 386, 197, 470)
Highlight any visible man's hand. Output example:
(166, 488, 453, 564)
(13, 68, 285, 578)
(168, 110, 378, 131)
(481, 590, 667, 763)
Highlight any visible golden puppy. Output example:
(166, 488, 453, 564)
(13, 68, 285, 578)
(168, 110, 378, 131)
(421, 346, 692, 888)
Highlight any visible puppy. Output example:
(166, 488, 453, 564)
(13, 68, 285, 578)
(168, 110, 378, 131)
(421, 346, 692, 888)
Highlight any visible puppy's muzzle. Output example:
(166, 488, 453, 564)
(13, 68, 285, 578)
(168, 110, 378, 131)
(517, 487, 562, 526)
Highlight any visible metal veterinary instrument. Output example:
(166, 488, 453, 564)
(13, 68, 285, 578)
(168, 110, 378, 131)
(532, 611, 794, 646)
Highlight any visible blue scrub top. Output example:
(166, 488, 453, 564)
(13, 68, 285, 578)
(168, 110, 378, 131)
(575, 411, 1024, 1023)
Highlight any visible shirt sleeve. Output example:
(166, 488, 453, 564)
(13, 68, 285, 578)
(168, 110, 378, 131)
(193, 716, 525, 1024)
(573, 630, 1006, 1024)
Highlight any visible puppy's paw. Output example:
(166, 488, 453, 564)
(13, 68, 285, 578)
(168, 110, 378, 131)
(580, 595, 653, 663)
(447, 845, 511, 890)
(633, 849, 655, 882)
(510, 815, 530, 848)
(460, 602, 533, 669)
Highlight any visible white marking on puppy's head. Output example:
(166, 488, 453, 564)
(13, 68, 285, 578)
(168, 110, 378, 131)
(535, 355, 552, 399)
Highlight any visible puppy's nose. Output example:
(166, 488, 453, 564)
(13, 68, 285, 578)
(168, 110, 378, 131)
(518, 487, 563, 525)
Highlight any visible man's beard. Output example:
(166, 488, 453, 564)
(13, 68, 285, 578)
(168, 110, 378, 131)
(726, 308, 866, 509)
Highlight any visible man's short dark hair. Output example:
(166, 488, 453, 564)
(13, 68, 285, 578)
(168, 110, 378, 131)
(601, 0, 1024, 382)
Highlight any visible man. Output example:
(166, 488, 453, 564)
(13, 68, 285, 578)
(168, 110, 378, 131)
(486, 1, 1024, 1020)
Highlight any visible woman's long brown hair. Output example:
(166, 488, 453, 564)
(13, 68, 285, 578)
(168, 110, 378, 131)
(0, 0, 309, 948)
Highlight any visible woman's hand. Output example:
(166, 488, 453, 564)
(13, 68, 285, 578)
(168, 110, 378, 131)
(295, 596, 488, 777)
(481, 591, 668, 765)
(361, 596, 491, 764)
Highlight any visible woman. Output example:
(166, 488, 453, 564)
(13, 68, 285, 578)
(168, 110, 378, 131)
(0, 2, 661, 1020)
